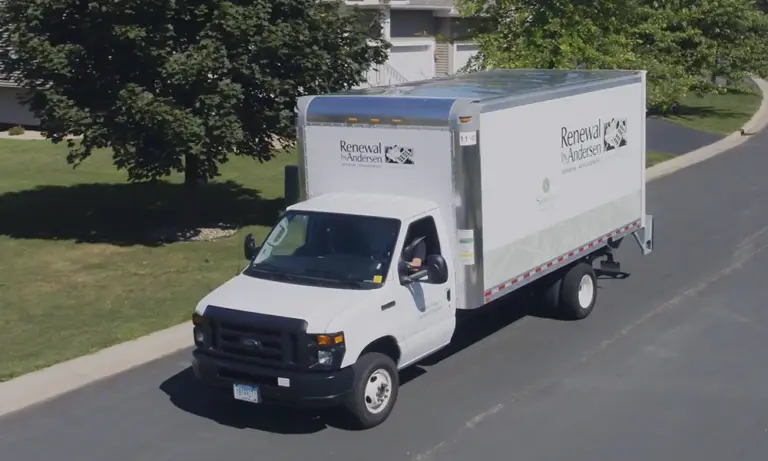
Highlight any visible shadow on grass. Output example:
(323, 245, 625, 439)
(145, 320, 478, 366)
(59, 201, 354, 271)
(649, 103, 742, 121)
(649, 85, 758, 123)
(0, 180, 284, 246)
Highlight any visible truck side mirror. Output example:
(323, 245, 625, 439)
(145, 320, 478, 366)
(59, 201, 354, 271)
(425, 254, 448, 284)
(243, 233, 260, 260)
(397, 260, 416, 284)
(398, 260, 426, 284)
(398, 255, 448, 284)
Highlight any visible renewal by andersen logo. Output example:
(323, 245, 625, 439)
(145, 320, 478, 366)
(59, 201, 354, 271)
(339, 140, 414, 166)
(560, 117, 627, 173)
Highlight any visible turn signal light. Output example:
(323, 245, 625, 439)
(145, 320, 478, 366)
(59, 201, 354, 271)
(316, 333, 345, 346)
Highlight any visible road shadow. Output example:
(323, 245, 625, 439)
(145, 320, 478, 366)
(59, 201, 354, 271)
(413, 290, 532, 367)
(159, 368, 354, 434)
(158, 290, 535, 433)
(159, 271, 634, 433)
(529, 270, 633, 321)
(596, 268, 631, 280)
(0, 180, 284, 246)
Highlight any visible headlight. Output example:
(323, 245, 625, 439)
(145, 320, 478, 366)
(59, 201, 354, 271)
(194, 328, 205, 344)
(192, 313, 207, 346)
(309, 331, 346, 367)
(317, 350, 333, 365)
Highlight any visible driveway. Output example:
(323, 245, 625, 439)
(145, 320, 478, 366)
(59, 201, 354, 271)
(646, 117, 724, 155)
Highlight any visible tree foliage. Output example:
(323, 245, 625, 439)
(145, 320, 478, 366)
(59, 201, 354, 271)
(456, 0, 768, 111)
(0, 0, 388, 185)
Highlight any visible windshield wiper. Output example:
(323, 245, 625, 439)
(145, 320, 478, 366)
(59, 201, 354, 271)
(247, 263, 301, 280)
(302, 269, 375, 288)
(248, 265, 372, 288)
(249, 262, 290, 273)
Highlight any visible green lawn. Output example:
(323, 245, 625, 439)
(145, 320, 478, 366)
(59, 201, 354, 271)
(647, 151, 675, 167)
(658, 86, 762, 135)
(0, 140, 295, 381)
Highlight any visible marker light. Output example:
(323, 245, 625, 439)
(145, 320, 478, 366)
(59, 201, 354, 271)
(316, 333, 345, 346)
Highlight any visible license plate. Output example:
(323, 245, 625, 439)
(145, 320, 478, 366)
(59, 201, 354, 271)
(233, 383, 261, 403)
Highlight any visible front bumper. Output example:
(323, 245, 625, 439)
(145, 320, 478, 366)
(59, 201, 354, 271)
(191, 349, 354, 408)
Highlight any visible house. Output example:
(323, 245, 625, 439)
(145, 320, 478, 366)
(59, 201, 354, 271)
(350, 0, 480, 87)
(0, 0, 479, 127)
(0, 79, 36, 127)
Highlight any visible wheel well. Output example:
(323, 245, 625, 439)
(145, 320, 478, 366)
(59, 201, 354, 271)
(359, 336, 401, 365)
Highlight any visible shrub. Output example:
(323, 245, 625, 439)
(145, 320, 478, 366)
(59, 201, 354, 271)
(7, 125, 25, 136)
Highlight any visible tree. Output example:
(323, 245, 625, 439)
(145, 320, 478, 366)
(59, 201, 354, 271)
(0, 0, 388, 188)
(673, 0, 768, 91)
(456, 0, 768, 111)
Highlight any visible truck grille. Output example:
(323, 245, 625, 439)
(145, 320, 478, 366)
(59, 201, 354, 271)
(214, 321, 297, 363)
(202, 305, 308, 366)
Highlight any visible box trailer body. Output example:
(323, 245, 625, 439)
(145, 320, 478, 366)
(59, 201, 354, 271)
(297, 69, 651, 310)
(190, 69, 655, 430)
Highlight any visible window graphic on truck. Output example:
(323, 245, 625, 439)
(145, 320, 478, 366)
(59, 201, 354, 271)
(385, 145, 414, 165)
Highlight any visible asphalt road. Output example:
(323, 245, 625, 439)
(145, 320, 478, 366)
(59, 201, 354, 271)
(646, 118, 724, 155)
(2, 133, 768, 461)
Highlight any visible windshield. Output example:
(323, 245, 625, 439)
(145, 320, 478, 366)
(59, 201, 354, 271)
(244, 211, 401, 289)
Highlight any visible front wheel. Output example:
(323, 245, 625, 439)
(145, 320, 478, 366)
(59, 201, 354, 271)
(343, 352, 399, 429)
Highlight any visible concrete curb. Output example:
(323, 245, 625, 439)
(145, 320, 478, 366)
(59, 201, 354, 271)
(2, 77, 768, 419)
(646, 76, 768, 182)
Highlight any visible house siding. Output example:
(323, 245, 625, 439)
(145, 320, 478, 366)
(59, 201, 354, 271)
(407, 0, 454, 6)
(390, 10, 437, 38)
(0, 86, 37, 127)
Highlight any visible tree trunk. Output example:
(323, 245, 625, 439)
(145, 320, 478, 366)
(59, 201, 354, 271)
(184, 153, 208, 189)
(182, 153, 207, 227)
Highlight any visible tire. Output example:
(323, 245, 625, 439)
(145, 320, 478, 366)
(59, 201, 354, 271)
(557, 262, 598, 320)
(541, 274, 562, 309)
(343, 352, 399, 429)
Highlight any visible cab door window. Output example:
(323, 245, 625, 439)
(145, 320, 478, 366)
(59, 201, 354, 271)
(400, 216, 443, 284)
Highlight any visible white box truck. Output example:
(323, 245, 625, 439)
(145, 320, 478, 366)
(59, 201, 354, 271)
(191, 69, 655, 429)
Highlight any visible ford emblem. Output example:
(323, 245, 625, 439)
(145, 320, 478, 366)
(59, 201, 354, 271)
(241, 338, 262, 348)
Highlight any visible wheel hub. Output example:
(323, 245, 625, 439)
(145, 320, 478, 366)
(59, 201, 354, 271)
(364, 369, 392, 414)
(577, 273, 595, 308)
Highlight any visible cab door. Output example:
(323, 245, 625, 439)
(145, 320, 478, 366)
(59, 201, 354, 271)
(394, 208, 457, 367)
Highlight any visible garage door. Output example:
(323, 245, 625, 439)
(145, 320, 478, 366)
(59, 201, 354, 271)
(388, 43, 435, 82)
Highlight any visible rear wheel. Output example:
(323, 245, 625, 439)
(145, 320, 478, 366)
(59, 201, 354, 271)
(546, 262, 598, 320)
(343, 352, 399, 429)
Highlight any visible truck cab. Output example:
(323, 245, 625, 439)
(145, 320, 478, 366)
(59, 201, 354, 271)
(192, 193, 457, 428)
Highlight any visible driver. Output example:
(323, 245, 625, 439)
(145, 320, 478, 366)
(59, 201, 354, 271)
(402, 235, 427, 273)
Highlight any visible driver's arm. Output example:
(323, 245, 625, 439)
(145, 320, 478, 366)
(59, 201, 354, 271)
(409, 239, 427, 268)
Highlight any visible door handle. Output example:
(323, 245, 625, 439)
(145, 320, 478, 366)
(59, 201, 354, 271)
(381, 301, 396, 311)
(446, 289, 451, 301)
